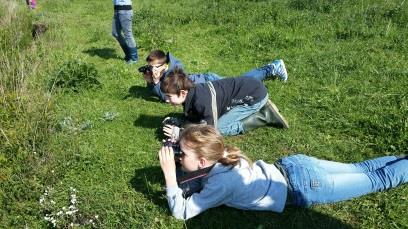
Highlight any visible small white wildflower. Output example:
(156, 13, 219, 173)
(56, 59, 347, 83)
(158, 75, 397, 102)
(95, 215, 98, 219)
(51, 170, 54, 173)
(56, 211, 63, 216)
(50, 200, 55, 204)
(65, 210, 73, 215)
(51, 219, 57, 227)
(39, 196, 45, 205)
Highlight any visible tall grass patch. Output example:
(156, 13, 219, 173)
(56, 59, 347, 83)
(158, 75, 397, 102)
(0, 1, 54, 226)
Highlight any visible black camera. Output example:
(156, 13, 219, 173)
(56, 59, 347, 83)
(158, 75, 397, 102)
(162, 140, 183, 158)
(162, 117, 182, 127)
(138, 65, 152, 74)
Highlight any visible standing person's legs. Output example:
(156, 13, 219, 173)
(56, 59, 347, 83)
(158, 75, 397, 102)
(217, 96, 268, 136)
(119, 10, 138, 62)
(112, 11, 129, 60)
(280, 154, 408, 207)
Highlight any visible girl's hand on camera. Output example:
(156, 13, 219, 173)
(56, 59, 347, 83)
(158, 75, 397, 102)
(159, 146, 177, 187)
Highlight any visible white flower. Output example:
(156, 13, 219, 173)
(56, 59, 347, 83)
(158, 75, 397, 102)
(65, 210, 73, 215)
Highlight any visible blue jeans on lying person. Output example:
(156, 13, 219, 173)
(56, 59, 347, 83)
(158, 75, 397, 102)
(217, 95, 269, 136)
(277, 154, 408, 207)
(188, 73, 223, 83)
(188, 62, 278, 84)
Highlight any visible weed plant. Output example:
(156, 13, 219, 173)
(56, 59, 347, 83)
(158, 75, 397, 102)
(48, 60, 101, 92)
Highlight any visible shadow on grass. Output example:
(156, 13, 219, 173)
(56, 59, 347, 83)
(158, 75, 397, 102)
(123, 85, 161, 102)
(83, 47, 121, 60)
(130, 166, 353, 229)
(134, 112, 184, 140)
(130, 166, 168, 208)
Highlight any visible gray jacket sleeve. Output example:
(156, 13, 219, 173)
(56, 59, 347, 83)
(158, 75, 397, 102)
(166, 178, 231, 220)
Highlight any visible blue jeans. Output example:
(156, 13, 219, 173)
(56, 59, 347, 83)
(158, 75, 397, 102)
(112, 10, 137, 50)
(188, 73, 223, 84)
(278, 154, 408, 207)
(241, 64, 274, 81)
(217, 95, 269, 136)
(190, 63, 274, 84)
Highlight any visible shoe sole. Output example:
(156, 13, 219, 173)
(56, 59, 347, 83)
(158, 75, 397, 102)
(267, 100, 289, 128)
(279, 60, 288, 82)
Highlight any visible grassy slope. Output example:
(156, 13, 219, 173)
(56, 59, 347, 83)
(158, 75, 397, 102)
(25, 0, 408, 228)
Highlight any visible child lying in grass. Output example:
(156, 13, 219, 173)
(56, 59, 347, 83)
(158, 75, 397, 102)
(160, 68, 288, 137)
(159, 125, 408, 220)
(139, 49, 288, 102)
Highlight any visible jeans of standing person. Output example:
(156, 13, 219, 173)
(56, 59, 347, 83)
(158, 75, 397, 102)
(277, 154, 408, 207)
(112, 10, 137, 57)
(217, 95, 269, 136)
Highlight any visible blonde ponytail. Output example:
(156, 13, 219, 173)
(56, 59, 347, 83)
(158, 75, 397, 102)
(218, 145, 252, 167)
(180, 125, 251, 168)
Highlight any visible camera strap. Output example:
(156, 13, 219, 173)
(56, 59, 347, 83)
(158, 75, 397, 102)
(206, 82, 218, 128)
(177, 164, 215, 185)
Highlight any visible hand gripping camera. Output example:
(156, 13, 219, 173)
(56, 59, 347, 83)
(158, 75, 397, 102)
(138, 65, 152, 74)
(162, 140, 183, 159)
(162, 117, 182, 127)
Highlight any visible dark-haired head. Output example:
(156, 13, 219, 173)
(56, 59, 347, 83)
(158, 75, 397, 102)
(160, 67, 194, 96)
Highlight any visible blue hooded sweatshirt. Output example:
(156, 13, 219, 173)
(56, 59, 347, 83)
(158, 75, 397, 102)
(166, 159, 288, 220)
(148, 53, 183, 101)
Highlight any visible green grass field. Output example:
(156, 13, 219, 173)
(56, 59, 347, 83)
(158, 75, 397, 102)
(1, 0, 407, 228)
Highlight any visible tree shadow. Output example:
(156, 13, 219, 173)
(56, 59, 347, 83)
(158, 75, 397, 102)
(129, 166, 353, 229)
(82, 47, 121, 60)
(123, 85, 161, 102)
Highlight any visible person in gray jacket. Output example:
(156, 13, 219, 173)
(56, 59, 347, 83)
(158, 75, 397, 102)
(112, 0, 138, 64)
(158, 125, 408, 220)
